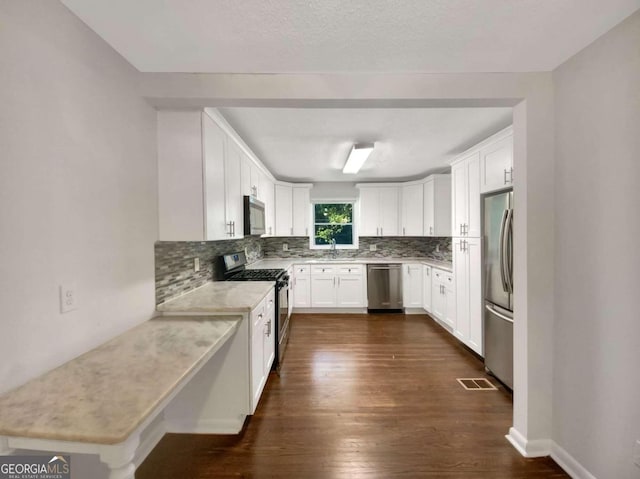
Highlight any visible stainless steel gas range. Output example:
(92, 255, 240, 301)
(219, 251, 291, 370)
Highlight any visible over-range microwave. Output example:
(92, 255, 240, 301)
(243, 195, 266, 236)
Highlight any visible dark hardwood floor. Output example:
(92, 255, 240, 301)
(138, 313, 567, 478)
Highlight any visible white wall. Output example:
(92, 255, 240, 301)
(0, 1, 158, 394)
(552, 11, 640, 479)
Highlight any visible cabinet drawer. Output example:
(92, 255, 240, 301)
(432, 268, 453, 284)
(294, 265, 310, 275)
(311, 265, 334, 275)
(337, 264, 363, 275)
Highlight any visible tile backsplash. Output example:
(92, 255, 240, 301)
(155, 237, 263, 305)
(262, 236, 452, 262)
(155, 235, 451, 305)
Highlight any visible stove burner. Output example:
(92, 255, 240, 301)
(227, 269, 286, 282)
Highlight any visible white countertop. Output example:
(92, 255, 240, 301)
(0, 316, 240, 445)
(248, 257, 453, 273)
(157, 281, 274, 313)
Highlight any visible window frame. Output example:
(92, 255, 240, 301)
(309, 200, 359, 250)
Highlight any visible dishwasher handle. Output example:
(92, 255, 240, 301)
(367, 264, 402, 270)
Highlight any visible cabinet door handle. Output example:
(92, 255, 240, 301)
(403, 227, 406, 236)
(381, 227, 383, 235)
(376, 227, 379, 236)
(333, 277, 336, 286)
(504, 168, 508, 185)
(429, 226, 433, 235)
(338, 277, 341, 286)
(305, 227, 308, 236)
(290, 227, 293, 235)
(459, 223, 463, 235)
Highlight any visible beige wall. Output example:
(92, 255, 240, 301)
(552, 11, 640, 479)
(0, 1, 158, 394)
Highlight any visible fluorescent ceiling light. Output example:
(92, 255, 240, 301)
(342, 143, 374, 174)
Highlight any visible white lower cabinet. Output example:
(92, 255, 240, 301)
(293, 265, 311, 308)
(453, 237, 483, 355)
(310, 265, 365, 308)
(431, 269, 455, 329)
(250, 288, 275, 412)
(422, 266, 432, 312)
(402, 263, 423, 308)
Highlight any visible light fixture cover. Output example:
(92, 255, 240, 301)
(342, 143, 374, 174)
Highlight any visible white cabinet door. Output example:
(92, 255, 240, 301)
(453, 238, 469, 342)
(263, 290, 276, 372)
(423, 179, 435, 236)
(451, 160, 468, 238)
(422, 266, 432, 312)
(403, 263, 423, 307)
(466, 153, 481, 238)
(480, 134, 513, 193)
(431, 273, 446, 322)
(224, 140, 244, 239)
(452, 153, 480, 238)
(466, 237, 483, 355)
(444, 277, 456, 331)
(292, 186, 310, 236)
(379, 187, 400, 236)
(261, 173, 275, 236)
(425, 177, 453, 237)
(202, 112, 228, 241)
(336, 275, 365, 307)
(250, 300, 265, 412)
(274, 184, 293, 236)
(240, 155, 252, 197)
(250, 164, 261, 199)
(293, 266, 311, 308)
(358, 187, 379, 236)
(311, 275, 336, 307)
(401, 184, 424, 236)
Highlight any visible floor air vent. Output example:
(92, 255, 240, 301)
(457, 378, 498, 390)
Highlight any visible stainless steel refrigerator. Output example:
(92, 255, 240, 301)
(483, 190, 514, 389)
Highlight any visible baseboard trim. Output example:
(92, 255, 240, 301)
(506, 427, 552, 457)
(550, 441, 597, 479)
(165, 417, 245, 435)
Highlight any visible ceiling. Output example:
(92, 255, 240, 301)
(61, 0, 639, 73)
(219, 108, 512, 182)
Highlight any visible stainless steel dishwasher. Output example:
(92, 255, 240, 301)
(367, 264, 403, 312)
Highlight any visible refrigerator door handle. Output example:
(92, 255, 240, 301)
(485, 303, 514, 323)
(499, 209, 509, 293)
(505, 209, 514, 294)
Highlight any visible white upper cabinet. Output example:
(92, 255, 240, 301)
(423, 175, 452, 237)
(292, 186, 311, 236)
(250, 163, 261, 199)
(401, 183, 424, 236)
(261, 173, 275, 236)
(452, 152, 481, 238)
(357, 186, 399, 237)
(480, 127, 514, 194)
(158, 110, 231, 241)
(274, 183, 312, 237)
(358, 187, 380, 236)
(240, 154, 252, 197)
(224, 140, 244, 239)
(274, 184, 293, 236)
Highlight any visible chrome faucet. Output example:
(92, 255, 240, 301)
(330, 238, 338, 258)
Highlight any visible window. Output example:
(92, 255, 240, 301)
(311, 202, 357, 248)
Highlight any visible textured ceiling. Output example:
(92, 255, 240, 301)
(61, 0, 639, 73)
(218, 108, 513, 182)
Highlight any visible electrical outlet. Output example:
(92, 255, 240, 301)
(194, 257, 200, 272)
(369, 244, 377, 251)
(282, 243, 289, 251)
(435, 244, 440, 253)
(59, 283, 77, 314)
(634, 440, 640, 468)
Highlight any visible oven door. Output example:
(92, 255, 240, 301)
(277, 279, 290, 365)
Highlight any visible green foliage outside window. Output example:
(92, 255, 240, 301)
(314, 203, 354, 245)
